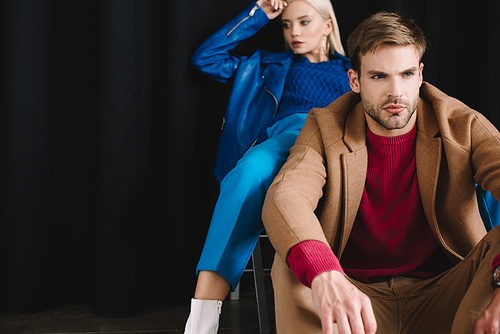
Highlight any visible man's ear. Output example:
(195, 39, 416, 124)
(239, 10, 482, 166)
(418, 62, 424, 87)
(348, 69, 360, 93)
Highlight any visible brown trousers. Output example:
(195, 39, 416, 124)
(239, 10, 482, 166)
(271, 226, 500, 334)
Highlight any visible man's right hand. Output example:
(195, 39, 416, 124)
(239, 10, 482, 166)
(311, 271, 377, 334)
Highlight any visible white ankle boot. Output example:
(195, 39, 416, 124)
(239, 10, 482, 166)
(184, 298, 223, 334)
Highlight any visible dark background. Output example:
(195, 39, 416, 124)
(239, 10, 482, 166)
(0, 0, 498, 318)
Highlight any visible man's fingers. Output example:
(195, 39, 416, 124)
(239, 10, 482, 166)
(320, 311, 336, 334)
(348, 311, 368, 334)
(361, 305, 378, 334)
(333, 311, 352, 334)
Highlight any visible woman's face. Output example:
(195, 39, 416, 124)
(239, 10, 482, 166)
(281, 1, 332, 63)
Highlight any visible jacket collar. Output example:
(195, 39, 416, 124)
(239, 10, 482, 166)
(261, 49, 350, 67)
(417, 82, 441, 138)
(259, 50, 295, 65)
(343, 100, 366, 152)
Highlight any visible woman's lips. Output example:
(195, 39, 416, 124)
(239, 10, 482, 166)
(292, 41, 303, 48)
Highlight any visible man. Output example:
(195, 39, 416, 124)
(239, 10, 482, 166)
(262, 11, 500, 334)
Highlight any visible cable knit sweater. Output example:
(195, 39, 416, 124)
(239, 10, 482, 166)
(267, 55, 351, 130)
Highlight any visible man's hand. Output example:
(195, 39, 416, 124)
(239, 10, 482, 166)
(475, 288, 500, 333)
(256, 0, 287, 20)
(311, 271, 377, 334)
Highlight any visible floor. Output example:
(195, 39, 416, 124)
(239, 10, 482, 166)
(0, 277, 275, 334)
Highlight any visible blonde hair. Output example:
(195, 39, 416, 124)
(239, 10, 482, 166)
(284, 0, 345, 56)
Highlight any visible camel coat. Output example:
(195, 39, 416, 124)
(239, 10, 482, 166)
(262, 82, 500, 308)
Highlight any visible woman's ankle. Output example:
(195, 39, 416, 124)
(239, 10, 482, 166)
(194, 271, 231, 300)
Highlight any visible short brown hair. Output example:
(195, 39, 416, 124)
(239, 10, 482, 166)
(347, 11, 427, 73)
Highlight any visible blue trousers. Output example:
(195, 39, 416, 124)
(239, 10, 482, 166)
(196, 114, 307, 291)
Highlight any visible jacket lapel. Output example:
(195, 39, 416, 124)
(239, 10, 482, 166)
(415, 96, 441, 212)
(416, 87, 463, 259)
(339, 103, 368, 256)
(415, 95, 460, 256)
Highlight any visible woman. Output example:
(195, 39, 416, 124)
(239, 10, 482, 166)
(185, 0, 351, 332)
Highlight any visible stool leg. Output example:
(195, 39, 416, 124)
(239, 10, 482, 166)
(230, 283, 240, 300)
(252, 238, 271, 333)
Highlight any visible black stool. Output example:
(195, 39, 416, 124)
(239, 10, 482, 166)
(230, 233, 272, 333)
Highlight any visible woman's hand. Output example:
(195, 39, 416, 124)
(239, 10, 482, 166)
(256, 0, 287, 20)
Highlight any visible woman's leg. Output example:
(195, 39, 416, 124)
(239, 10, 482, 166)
(195, 130, 299, 294)
(194, 114, 307, 297)
(185, 133, 299, 334)
(185, 115, 306, 334)
(194, 271, 231, 300)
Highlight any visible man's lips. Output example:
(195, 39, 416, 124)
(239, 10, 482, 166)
(383, 104, 406, 114)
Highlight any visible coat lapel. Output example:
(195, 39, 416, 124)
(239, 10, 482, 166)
(339, 103, 368, 256)
(416, 86, 463, 259)
(415, 96, 441, 214)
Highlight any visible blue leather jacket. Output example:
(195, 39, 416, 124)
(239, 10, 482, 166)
(192, 2, 349, 183)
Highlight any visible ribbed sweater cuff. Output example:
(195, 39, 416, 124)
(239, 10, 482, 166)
(492, 253, 500, 274)
(287, 240, 344, 288)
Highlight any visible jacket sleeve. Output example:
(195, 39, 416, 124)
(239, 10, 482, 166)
(262, 111, 332, 263)
(470, 113, 500, 199)
(191, 2, 269, 84)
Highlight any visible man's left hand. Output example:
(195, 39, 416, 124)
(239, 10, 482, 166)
(475, 288, 500, 333)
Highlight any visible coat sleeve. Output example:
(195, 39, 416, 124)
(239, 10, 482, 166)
(470, 113, 500, 199)
(262, 111, 332, 263)
(191, 2, 269, 84)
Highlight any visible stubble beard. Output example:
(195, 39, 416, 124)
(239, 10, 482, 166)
(361, 94, 419, 130)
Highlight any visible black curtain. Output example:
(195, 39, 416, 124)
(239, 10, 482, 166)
(0, 0, 498, 318)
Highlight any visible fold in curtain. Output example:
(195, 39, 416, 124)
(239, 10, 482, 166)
(0, 0, 223, 317)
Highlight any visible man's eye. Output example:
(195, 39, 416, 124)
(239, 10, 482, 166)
(372, 75, 385, 79)
(403, 72, 414, 77)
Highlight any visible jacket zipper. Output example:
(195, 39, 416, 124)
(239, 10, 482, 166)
(265, 87, 279, 117)
(221, 85, 275, 132)
(248, 88, 278, 150)
(226, 5, 259, 36)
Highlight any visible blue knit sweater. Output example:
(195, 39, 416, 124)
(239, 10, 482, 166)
(275, 55, 351, 123)
(257, 55, 351, 142)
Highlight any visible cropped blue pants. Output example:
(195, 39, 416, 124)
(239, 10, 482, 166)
(196, 114, 307, 291)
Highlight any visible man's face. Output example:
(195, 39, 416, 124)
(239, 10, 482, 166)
(348, 44, 424, 137)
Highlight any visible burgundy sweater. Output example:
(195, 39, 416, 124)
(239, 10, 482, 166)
(288, 125, 496, 287)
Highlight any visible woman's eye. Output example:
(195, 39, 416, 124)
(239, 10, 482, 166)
(301, 21, 310, 25)
(282, 23, 290, 29)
